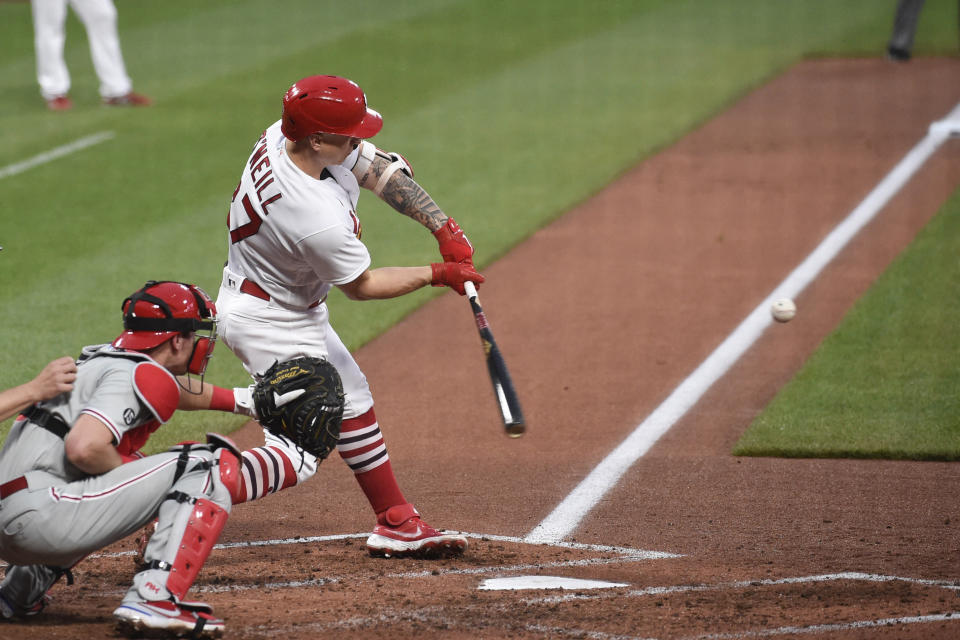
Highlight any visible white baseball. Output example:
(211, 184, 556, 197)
(771, 298, 796, 323)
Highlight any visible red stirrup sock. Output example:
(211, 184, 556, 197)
(336, 408, 406, 514)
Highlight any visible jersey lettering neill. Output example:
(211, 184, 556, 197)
(226, 121, 371, 308)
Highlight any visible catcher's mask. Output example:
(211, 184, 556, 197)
(113, 280, 218, 376)
(280, 75, 383, 141)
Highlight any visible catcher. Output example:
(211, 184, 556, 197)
(0, 281, 249, 636)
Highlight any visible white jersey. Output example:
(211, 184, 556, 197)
(225, 121, 371, 309)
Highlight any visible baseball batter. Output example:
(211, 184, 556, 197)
(0, 281, 259, 637)
(217, 74, 483, 558)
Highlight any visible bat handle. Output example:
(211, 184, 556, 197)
(463, 280, 479, 301)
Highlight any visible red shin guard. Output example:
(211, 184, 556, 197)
(165, 499, 228, 600)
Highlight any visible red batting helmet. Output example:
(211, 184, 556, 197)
(280, 75, 383, 141)
(113, 281, 218, 375)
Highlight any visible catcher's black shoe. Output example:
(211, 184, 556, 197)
(0, 590, 48, 619)
(114, 599, 224, 638)
(366, 503, 467, 558)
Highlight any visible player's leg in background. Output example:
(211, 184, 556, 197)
(31, 0, 71, 101)
(68, 0, 132, 99)
(887, 0, 926, 61)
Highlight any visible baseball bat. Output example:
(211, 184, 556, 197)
(463, 281, 526, 437)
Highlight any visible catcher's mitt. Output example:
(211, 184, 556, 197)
(252, 356, 345, 460)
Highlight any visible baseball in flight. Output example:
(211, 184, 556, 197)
(771, 298, 796, 323)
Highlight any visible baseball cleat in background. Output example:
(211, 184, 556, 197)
(45, 95, 73, 111)
(102, 91, 153, 107)
(367, 518, 468, 559)
(113, 599, 224, 638)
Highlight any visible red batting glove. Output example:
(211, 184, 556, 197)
(431, 262, 485, 296)
(433, 218, 474, 264)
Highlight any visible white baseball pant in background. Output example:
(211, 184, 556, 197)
(31, 0, 132, 100)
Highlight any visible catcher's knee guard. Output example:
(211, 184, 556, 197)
(215, 446, 243, 504)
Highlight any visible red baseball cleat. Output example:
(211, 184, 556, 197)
(46, 95, 73, 111)
(366, 503, 468, 558)
(114, 599, 223, 638)
(102, 92, 153, 107)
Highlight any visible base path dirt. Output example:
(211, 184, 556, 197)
(11, 58, 960, 639)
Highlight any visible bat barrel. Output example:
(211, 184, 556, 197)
(505, 422, 525, 438)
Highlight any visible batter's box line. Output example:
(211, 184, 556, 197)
(81, 532, 677, 598)
(519, 571, 960, 606)
(89, 530, 680, 563)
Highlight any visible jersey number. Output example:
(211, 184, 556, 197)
(229, 193, 262, 244)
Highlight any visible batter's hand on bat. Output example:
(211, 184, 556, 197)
(431, 261, 484, 295)
(433, 218, 474, 264)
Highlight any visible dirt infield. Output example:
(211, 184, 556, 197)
(9, 58, 960, 639)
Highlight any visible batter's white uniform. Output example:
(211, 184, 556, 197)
(217, 121, 375, 480)
(31, 0, 133, 100)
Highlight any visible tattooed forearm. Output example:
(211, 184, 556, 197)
(381, 172, 447, 231)
(355, 153, 448, 231)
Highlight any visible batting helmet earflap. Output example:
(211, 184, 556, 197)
(280, 75, 383, 141)
(113, 281, 218, 375)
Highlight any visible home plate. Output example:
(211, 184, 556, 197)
(478, 576, 629, 591)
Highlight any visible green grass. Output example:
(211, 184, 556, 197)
(734, 190, 960, 460)
(1, 0, 957, 452)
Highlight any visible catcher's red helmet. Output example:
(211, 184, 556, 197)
(280, 75, 383, 141)
(113, 281, 217, 375)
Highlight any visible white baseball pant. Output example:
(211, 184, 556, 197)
(31, 0, 132, 99)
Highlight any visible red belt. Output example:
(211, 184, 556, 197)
(0, 476, 27, 499)
(238, 278, 324, 309)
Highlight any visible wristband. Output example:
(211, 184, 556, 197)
(209, 385, 236, 412)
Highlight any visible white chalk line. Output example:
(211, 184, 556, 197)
(525, 102, 960, 545)
(90, 530, 678, 561)
(0, 131, 115, 181)
(81, 530, 676, 598)
(521, 571, 960, 605)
